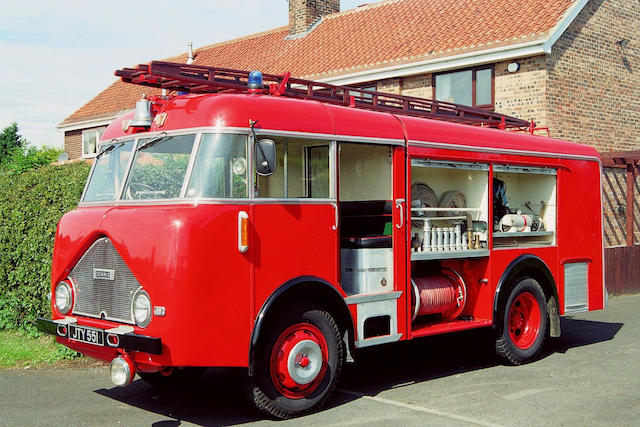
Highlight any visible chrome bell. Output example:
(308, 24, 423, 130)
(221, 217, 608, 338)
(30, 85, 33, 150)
(130, 94, 153, 127)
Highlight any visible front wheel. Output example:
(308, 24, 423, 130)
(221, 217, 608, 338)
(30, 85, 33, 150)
(495, 277, 548, 365)
(248, 305, 343, 419)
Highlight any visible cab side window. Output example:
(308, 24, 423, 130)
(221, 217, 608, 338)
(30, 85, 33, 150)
(256, 137, 330, 198)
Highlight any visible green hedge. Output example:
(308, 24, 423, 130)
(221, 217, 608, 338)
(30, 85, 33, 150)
(0, 161, 90, 332)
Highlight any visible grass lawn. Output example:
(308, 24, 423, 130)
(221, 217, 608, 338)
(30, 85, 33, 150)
(0, 330, 79, 369)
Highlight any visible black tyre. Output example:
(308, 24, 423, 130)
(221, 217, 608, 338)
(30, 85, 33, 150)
(495, 277, 548, 365)
(137, 367, 206, 387)
(248, 305, 343, 419)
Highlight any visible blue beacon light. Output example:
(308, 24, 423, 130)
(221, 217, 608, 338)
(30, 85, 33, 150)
(248, 70, 263, 93)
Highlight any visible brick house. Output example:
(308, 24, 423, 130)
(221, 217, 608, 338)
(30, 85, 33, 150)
(58, 0, 639, 286)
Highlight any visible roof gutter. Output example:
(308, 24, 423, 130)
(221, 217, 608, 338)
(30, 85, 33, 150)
(56, 113, 125, 133)
(322, 0, 588, 86)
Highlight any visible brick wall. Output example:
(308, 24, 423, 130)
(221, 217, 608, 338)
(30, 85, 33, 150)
(494, 56, 548, 128)
(546, 0, 640, 151)
(65, 129, 83, 160)
(401, 74, 433, 99)
(289, 0, 339, 36)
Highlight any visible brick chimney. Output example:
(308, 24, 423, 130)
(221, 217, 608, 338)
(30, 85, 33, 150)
(289, 0, 339, 37)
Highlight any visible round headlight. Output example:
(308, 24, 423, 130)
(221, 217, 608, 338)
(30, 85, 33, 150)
(55, 282, 72, 315)
(132, 289, 152, 327)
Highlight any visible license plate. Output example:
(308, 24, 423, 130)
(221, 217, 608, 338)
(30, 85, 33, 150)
(68, 325, 104, 346)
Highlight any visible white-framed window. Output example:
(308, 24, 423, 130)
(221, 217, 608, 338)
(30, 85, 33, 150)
(82, 127, 106, 158)
(434, 66, 494, 108)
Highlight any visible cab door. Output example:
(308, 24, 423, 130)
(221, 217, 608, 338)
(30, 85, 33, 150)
(250, 136, 339, 315)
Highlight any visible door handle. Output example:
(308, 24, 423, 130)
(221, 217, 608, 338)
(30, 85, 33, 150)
(331, 203, 338, 230)
(395, 198, 405, 229)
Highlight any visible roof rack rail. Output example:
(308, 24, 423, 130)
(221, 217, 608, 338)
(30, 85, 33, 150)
(116, 61, 531, 129)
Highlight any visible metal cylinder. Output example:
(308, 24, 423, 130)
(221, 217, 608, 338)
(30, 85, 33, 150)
(443, 228, 450, 251)
(449, 228, 456, 251)
(424, 223, 431, 251)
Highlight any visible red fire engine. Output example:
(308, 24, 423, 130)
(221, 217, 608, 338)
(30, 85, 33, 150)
(38, 61, 605, 419)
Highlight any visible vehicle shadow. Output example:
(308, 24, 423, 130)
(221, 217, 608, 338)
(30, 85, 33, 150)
(95, 317, 622, 425)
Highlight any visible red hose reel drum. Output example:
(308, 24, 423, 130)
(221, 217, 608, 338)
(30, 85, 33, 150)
(411, 269, 467, 321)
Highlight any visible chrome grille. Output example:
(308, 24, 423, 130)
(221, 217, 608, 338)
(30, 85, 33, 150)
(70, 237, 140, 324)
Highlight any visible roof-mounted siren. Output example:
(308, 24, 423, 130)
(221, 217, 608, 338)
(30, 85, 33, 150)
(247, 70, 263, 94)
(130, 94, 153, 128)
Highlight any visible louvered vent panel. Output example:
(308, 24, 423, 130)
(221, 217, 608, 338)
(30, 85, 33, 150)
(564, 262, 588, 314)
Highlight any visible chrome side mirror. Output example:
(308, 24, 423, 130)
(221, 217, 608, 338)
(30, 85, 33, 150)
(255, 139, 276, 176)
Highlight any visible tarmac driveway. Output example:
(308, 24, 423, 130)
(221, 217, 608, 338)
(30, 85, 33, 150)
(1, 294, 638, 426)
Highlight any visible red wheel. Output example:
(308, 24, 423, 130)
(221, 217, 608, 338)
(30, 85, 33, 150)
(269, 323, 328, 399)
(496, 277, 548, 365)
(248, 305, 343, 419)
(508, 292, 541, 350)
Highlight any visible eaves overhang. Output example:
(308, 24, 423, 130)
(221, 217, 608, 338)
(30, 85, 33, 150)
(57, 112, 129, 133)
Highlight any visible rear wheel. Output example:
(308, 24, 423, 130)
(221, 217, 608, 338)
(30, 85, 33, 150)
(495, 277, 547, 365)
(248, 305, 343, 419)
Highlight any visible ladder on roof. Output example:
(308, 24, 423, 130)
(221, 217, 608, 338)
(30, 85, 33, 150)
(115, 61, 531, 129)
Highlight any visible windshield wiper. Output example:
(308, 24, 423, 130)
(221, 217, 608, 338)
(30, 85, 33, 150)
(96, 141, 126, 160)
(96, 144, 116, 159)
(136, 132, 167, 151)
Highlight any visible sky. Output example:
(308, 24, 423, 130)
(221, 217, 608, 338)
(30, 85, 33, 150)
(0, 0, 381, 149)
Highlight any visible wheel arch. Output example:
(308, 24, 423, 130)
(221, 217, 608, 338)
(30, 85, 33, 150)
(248, 276, 353, 376)
(493, 254, 561, 337)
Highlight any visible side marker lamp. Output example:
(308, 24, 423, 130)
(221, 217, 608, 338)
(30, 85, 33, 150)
(238, 211, 249, 253)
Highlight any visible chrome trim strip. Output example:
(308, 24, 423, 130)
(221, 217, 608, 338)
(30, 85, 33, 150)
(493, 164, 557, 175)
(116, 138, 139, 201)
(283, 140, 289, 198)
(345, 291, 402, 305)
(355, 333, 402, 348)
(329, 141, 337, 199)
(411, 158, 489, 171)
(248, 134, 255, 198)
(54, 317, 78, 325)
(100, 127, 250, 144)
(180, 132, 202, 198)
(252, 128, 405, 146)
(78, 198, 338, 207)
(105, 325, 134, 334)
(408, 140, 602, 164)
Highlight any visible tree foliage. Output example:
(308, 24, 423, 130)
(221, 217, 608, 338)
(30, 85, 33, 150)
(0, 161, 91, 331)
(0, 122, 26, 163)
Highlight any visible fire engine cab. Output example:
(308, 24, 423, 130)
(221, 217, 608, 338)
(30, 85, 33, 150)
(38, 61, 605, 419)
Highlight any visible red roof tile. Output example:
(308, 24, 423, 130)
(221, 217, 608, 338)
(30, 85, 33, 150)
(62, 0, 576, 125)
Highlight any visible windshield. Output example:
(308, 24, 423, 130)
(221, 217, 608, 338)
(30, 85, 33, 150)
(124, 134, 196, 200)
(83, 140, 135, 202)
(186, 133, 248, 198)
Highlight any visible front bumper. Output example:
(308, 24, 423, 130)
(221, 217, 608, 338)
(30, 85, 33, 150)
(37, 317, 162, 355)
